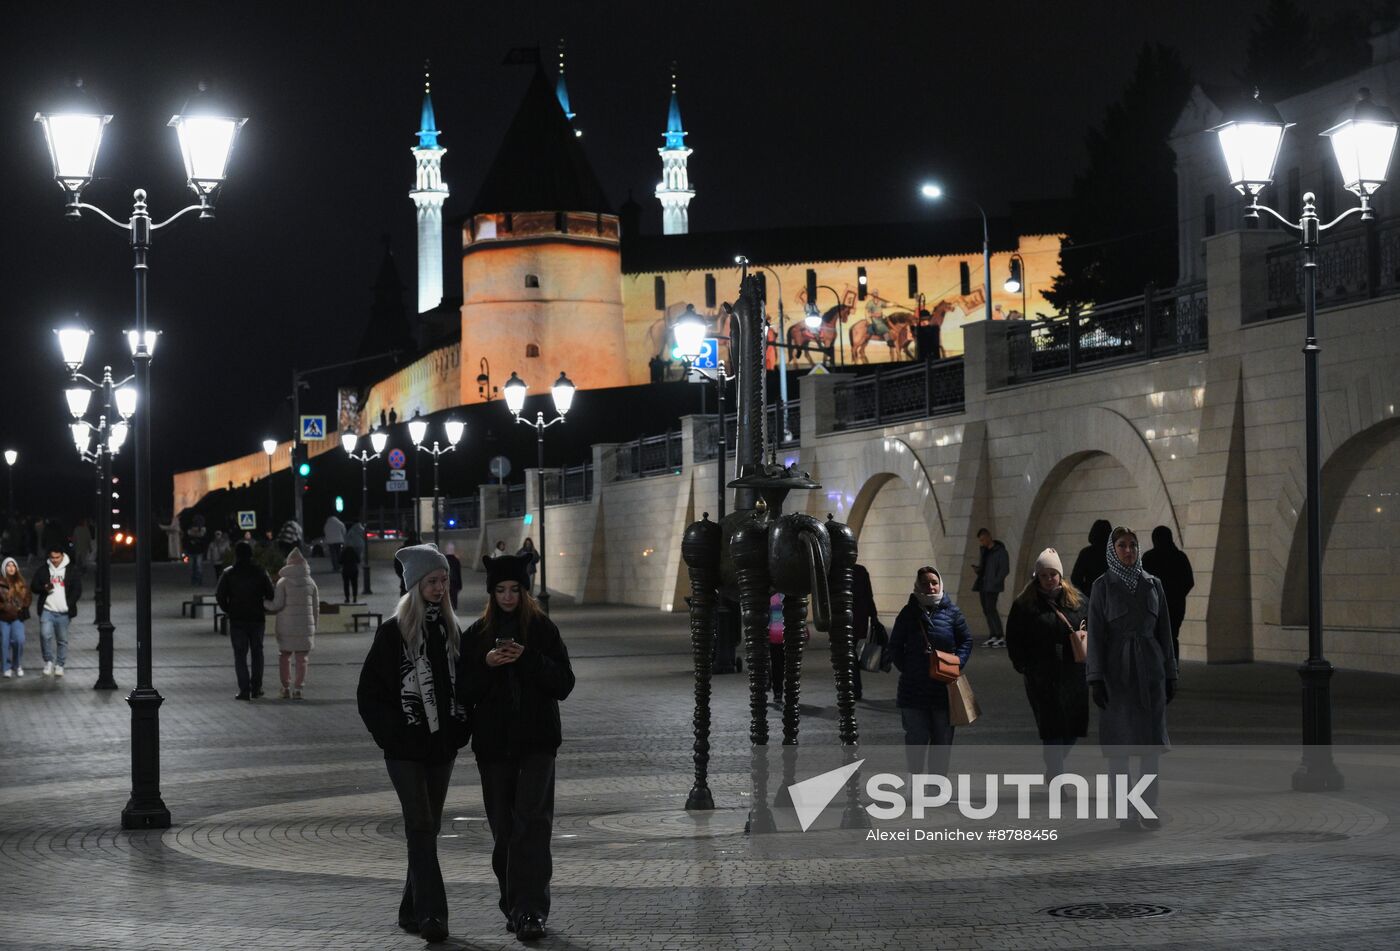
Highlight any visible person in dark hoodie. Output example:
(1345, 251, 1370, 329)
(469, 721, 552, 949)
(1071, 519, 1113, 595)
(357, 544, 470, 944)
(1141, 525, 1195, 662)
(888, 565, 973, 777)
(216, 541, 275, 701)
(971, 528, 1009, 647)
(460, 554, 575, 942)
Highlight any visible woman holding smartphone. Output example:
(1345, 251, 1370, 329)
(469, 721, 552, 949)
(1005, 548, 1089, 779)
(461, 554, 575, 941)
(356, 544, 470, 944)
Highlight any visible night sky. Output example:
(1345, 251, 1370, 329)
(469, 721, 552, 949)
(0, 0, 1366, 522)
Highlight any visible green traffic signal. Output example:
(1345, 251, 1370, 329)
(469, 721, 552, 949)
(298, 462, 311, 477)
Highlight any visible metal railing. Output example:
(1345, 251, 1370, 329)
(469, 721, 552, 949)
(693, 403, 801, 462)
(614, 431, 684, 481)
(439, 496, 480, 530)
(552, 463, 594, 504)
(831, 357, 965, 432)
(1263, 216, 1400, 321)
(1006, 283, 1208, 383)
(497, 483, 526, 518)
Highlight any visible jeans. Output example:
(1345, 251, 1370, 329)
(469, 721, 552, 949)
(228, 620, 265, 695)
(190, 552, 204, 585)
(0, 619, 24, 672)
(979, 591, 1004, 641)
(328, 543, 342, 572)
(343, 572, 358, 602)
(39, 610, 71, 666)
(900, 704, 953, 778)
(385, 757, 455, 928)
(478, 753, 556, 924)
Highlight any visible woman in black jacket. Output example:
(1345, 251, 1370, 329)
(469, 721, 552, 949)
(887, 565, 972, 777)
(357, 544, 470, 944)
(1005, 548, 1089, 778)
(461, 554, 575, 941)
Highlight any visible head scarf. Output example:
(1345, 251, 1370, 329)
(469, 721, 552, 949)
(1105, 528, 1142, 592)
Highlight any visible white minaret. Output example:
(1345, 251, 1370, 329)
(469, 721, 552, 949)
(655, 66, 694, 235)
(410, 65, 448, 313)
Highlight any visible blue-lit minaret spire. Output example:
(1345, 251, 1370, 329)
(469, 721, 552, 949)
(410, 62, 449, 312)
(655, 63, 694, 235)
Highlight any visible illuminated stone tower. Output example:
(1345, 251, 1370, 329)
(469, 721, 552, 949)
(655, 65, 694, 235)
(410, 65, 449, 313)
(555, 38, 577, 127)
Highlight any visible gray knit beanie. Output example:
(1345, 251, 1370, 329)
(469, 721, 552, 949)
(396, 543, 450, 592)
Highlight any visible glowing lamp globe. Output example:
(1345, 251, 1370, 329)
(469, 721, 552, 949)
(168, 82, 247, 200)
(262, 438, 277, 456)
(1321, 88, 1398, 198)
(407, 417, 428, 446)
(370, 431, 389, 454)
(65, 387, 92, 419)
(444, 419, 466, 446)
(503, 372, 528, 415)
(34, 79, 111, 198)
(340, 432, 359, 454)
(56, 327, 92, 370)
(673, 309, 707, 360)
(550, 372, 576, 416)
(114, 385, 137, 419)
(1213, 90, 1291, 197)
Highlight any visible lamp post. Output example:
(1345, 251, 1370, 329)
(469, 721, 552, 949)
(58, 336, 136, 693)
(261, 438, 278, 533)
(503, 370, 575, 615)
(1004, 252, 1028, 319)
(408, 416, 464, 548)
(752, 260, 792, 442)
(342, 430, 389, 595)
(920, 183, 993, 324)
(37, 77, 246, 830)
(1213, 87, 1399, 792)
(3, 450, 15, 520)
(818, 285, 849, 365)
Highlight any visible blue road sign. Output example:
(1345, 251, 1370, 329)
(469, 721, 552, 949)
(299, 415, 327, 440)
(694, 337, 719, 369)
(387, 448, 407, 470)
(237, 511, 257, 530)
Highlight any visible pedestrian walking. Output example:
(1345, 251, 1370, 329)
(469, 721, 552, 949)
(971, 527, 1009, 647)
(888, 566, 972, 777)
(1141, 525, 1195, 662)
(488, 540, 508, 559)
(276, 520, 304, 557)
(0, 557, 32, 678)
(357, 544, 470, 944)
(516, 537, 539, 593)
(185, 514, 209, 586)
(31, 546, 81, 678)
(206, 529, 232, 574)
(444, 542, 463, 611)
(265, 547, 319, 700)
(215, 541, 275, 701)
(461, 554, 575, 941)
(1005, 548, 1088, 777)
(340, 543, 362, 603)
(850, 563, 878, 700)
(1070, 518, 1113, 594)
(324, 513, 347, 571)
(1086, 526, 1177, 831)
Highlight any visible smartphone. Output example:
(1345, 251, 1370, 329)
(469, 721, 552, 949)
(494, 636, 517, 650)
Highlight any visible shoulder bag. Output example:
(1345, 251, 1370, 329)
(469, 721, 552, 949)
(1052, 604, 1088, 663)
(920, 624, 962, 684)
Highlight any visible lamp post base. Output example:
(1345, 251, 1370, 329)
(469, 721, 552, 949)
(94, 619, 118, 690)
(1293, 659, 1344, 791)
(122, 686, 171, 829)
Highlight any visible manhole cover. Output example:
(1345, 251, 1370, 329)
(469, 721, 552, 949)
(1235, 831, 1351, 843)
(1046, 903, 1174, 920)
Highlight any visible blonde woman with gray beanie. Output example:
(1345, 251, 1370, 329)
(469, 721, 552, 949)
(356, 543, 471, 943)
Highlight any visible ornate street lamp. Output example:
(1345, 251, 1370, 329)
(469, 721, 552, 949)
(920, 182, 993, 325)
(261, 438, 278, 535)
(1214, 86, 1398, 792)
(342, 429, 389, 594)
(37, 76, 246, 830)
(3, 450, 16, 517)
(503, 371, 575, 614)
(56, 325, 137, 692)
(408, 416, 464, 548)
(1004, 253, 1027, 319)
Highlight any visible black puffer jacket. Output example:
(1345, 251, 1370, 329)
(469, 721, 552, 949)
(460, 611, 575, 762)
(1005, 586, 1089, 741)
(357, 617, 471, 762)
(216, 558, 274, 623)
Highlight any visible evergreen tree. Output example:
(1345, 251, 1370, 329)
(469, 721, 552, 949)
(1239, 0, 1371, 101)
(1045, 44, 1193, 314)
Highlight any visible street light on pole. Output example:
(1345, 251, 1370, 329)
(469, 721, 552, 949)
(37, 76, 245, 830)
(55, 325, 137, 693)
(1004, 253, 1028, 320)
(342, 429, 389, 595)
(261, 438, 278, 534)
(408, 416, 464, 548)
(3, 449, 16, 518)
(920, 182, 993, 325)
(1213, 86, 1398, 792)
(503, 370, 575, 615)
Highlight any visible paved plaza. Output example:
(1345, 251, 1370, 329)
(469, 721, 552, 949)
(2, 558, 1399, 950)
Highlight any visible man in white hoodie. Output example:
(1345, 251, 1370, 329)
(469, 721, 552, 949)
(31, 546, 82, 677)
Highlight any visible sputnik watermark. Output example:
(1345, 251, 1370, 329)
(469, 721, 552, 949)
(786, 759, 1157, 832)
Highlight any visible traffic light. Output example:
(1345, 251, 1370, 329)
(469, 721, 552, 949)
(959, 261, 971, 296)
(907, 264, 918, 298)
(292, 444, 311, 495)
(857, 267, 868, 301)
(298, 459, 311, 478)
(334, 495, 344, 513)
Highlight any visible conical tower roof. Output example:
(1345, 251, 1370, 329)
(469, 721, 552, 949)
(469, 66, 611, 216)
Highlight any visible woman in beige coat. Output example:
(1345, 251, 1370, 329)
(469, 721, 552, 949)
(265, 548, 319, 699)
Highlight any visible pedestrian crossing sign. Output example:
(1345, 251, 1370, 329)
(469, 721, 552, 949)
(237, 511, 257, 530)
(299, 415, 327, 440)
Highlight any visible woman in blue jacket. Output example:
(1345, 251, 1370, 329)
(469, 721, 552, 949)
(888, 565, 973, 776)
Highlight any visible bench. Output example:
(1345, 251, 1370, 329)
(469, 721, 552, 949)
(182, 594, 219, 619)
(352, 612, 383, 633)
